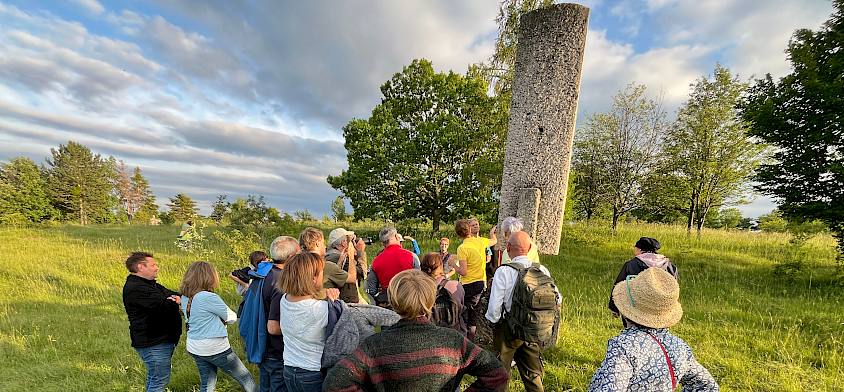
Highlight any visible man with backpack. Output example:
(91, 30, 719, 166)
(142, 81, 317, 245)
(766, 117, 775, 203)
(239, 235, 298, 392)
(486, 231, 561, 392)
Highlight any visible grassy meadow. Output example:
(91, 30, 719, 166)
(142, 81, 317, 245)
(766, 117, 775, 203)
(0, 222, 841, 391)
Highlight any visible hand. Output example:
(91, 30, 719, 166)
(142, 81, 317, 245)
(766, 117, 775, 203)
(167, 295, 181, 305)
(490, 225, 497, 237)
(347, 243, 357, 261)
(354, 238, 366, 253)
(403, 235, 414, 241)
(326, 288, 340, 301)
(228, 273, 247, 286)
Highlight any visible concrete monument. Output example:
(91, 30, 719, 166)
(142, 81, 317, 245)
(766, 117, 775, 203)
(498, 3, 589, 255)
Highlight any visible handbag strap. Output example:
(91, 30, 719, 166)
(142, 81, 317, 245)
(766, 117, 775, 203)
(646, 331, 677, 389)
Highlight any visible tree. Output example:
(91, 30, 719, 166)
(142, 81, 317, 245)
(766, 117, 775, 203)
(477, 0, 554, 99)
(227, 195, 272, 228)
(134, 196, 159, 224)
(718, 208, 743, 229)
(167, 193, 198, 222)
(294, 209, 315, 222)
(328, 59, 507, 230)
(130, 167, 157, 224)
(580, 84, 667, 232)
(330, 196, 348, 222)
(741, 2, 844, 259)
(210, 194, 228, 224)
(45, 141, 115, 224)
(665, 65, 764, 234)
(114, 160, 133, 221)
(572, 130, 607, 221)
(0, 157, 53, 222)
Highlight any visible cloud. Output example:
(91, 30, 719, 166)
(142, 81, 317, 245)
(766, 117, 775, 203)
(578, 29, 713, 118)
(72, 0, 104, 15)
(142, 0, 498, 130)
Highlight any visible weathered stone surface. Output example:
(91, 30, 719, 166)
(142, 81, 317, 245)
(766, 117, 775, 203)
(498, 3, 589, 255)
(516, 187, 541, 238)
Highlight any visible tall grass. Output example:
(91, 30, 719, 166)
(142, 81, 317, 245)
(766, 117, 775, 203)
(0, 222, 841, 391)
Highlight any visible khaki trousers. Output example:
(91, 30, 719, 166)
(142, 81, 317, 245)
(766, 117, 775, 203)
(492, 322, 544, 392)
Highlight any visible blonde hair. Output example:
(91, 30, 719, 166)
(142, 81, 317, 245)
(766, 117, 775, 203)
(180, 261, 220, 298)
(388, 269, 437, 319)
(299, 227, 325, 254)
(277, 252, 325, 298)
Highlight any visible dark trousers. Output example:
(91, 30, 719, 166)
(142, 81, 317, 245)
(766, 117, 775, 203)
(493, 323, 544, 392)
(259, 357, 287, 392)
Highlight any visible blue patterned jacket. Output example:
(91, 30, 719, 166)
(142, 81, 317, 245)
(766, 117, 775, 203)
(589, 326, 719, 392)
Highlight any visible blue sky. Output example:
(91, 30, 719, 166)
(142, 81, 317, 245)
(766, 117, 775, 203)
(0, 0, 835, 217)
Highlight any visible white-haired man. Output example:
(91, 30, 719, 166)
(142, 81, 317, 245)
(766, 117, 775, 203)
(498, 216, 540, 265)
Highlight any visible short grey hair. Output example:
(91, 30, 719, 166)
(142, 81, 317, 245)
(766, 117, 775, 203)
(269, 236, 298, 262)
(501, 217, 524, 234)
(379, 226, 398, 245)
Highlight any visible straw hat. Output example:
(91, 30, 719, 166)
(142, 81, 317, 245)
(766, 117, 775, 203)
(612, 267, 683, 329)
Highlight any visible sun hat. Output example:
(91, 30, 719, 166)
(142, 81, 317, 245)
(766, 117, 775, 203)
(612, 267, 682, 329)
(328, 228, 355, 247)
(635, 237, 661, 253)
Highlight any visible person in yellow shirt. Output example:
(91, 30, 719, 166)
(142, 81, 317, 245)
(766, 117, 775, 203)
(451, 218, 497, 340)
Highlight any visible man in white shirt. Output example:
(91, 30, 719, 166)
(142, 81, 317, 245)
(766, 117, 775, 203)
(486, 231, 560, 392)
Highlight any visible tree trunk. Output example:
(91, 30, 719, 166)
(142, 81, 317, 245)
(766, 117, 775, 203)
(611, 206, 620, 234)
(432, 209, 440, 232)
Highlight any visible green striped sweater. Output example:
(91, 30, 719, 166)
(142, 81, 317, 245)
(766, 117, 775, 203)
(323, 317, 508, 392)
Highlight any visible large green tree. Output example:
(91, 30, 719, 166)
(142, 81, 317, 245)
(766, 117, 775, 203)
(45, 141, 115, 224)
(740, 1, 844, 258)
(664, 64, 765, 234)
(0, 157, 53, 223)
(167, 193, 198, 222)
(328, 59, 507, 230)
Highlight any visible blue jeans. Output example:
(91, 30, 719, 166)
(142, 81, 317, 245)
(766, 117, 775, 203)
(191, 348, 257, 392)
(259, 357, 287, 392)
(134, 342, 175, 392)
(283, 366, 323, 392)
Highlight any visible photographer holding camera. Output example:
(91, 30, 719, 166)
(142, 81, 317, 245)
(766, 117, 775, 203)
(325, 228, 369, 303)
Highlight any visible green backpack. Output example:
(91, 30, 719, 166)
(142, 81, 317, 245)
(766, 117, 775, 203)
(503, 262, 560, 348)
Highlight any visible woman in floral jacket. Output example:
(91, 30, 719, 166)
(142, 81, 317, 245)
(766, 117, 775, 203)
(589, 268, 719, 392)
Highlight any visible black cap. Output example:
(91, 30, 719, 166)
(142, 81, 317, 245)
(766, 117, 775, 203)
(635, 237, 661, 253)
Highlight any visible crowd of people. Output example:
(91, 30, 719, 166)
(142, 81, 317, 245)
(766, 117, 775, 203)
(121, 217, 719, 392)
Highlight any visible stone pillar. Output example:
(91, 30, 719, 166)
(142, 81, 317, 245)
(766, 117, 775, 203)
(498, 3, 589, 255)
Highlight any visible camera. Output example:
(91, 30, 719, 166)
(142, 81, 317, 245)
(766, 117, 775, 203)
(231, 267, 252, 283)
(353, 235, 374, 245)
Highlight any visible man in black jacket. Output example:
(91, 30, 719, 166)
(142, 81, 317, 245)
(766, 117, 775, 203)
(122, 252, 182, 392)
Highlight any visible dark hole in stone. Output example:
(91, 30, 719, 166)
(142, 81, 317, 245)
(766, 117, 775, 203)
(538, 126, 545, 135)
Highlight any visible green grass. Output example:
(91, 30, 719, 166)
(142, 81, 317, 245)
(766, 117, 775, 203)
(0, 222, 841, 391)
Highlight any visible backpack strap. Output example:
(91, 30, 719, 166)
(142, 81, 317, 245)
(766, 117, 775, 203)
(646, 331, 677, 390)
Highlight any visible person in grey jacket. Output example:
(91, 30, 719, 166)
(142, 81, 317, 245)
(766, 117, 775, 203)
(589, 268, 718, 392)
(321, 301, 400, 369)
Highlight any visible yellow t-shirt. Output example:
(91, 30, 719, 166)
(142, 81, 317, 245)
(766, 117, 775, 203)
(457, 237, 490, 285)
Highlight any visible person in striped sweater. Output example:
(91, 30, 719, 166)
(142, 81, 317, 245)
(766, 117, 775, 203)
(323, 269, 508, 392)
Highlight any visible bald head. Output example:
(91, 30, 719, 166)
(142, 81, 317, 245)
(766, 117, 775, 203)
(507, 231, 532, 259)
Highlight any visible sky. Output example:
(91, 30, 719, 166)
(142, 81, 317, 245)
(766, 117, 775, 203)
(0, 0, 835, 218)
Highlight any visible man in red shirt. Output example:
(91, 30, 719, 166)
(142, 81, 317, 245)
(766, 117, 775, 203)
(366, 226, 417, 306)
